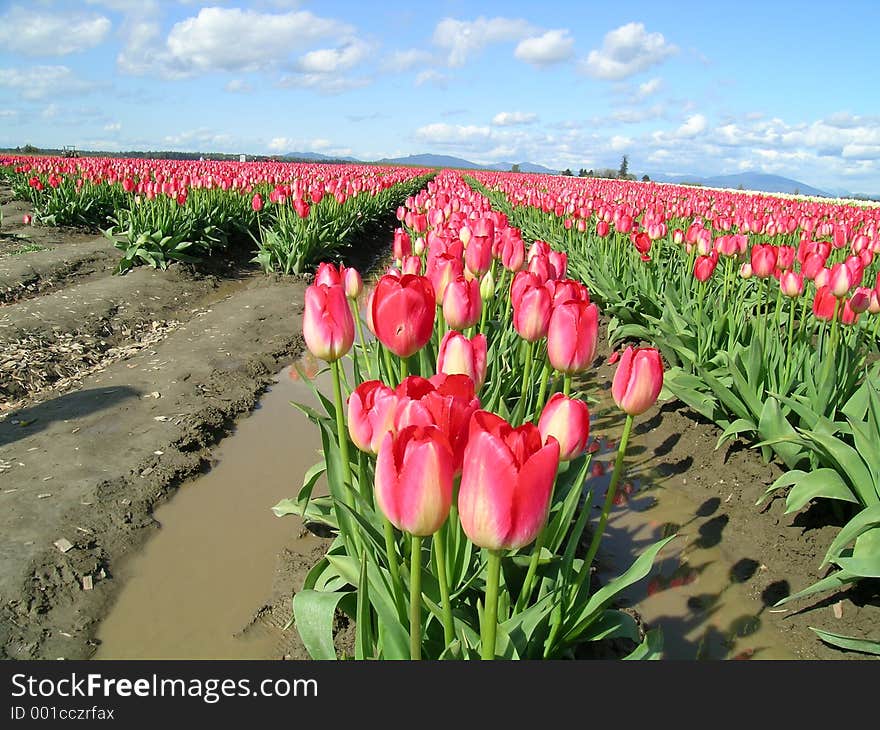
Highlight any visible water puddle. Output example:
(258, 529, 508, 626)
(94, 355, 329, 659)
(586, 396, 796, 660)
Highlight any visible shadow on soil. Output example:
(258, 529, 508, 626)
(0, 386, 140, 447)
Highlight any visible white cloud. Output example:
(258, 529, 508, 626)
(415, 123, 493, 145)
(296, 40, 372, 74)
(382, 49, 434, 72)
(152, 7, 354, 75)
(677, 114, 707, 138)
(104, 122, 122, 132)
(433, 16, 534, 67)
(514, 29, 574, 67)
(492, 111, 538, 126)
(582, 22, 677, 80)
(268, 137, 295, 152)
(0, 6, 111, 56)
(278, 73, 370, 95)
(637, 78, 662, 98)
(162, 128, 234, 149)
(415, 69, 448, 88)
(0, 66, 98, 100)
(224, 79, 253, 93)
(610, 135, 633, 151)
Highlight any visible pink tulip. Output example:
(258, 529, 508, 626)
(251, 193, 264, 212)
(375, 425, 453, 536)
(813, 286, 837, 321)
(315, 262, 341, 287)
(750, 244, 777, 278)
(442, 276, 481, 330)
(829, 262, 854, 298)
(372, 274, 435, 358)
(348, 380, 398, 454)
(850, 287, 872, 314)
(393, 229, 411, 260)
(458, 411, 560, 550)
(512, 282, 552, 342)
(693, 255, 717, 282)
(437, 331, 487, 390)
(547, 300, 599, 374)
(343, 266, 363, 299)
(303, 283, 355, 362)
(780, 271, 804, 298)
(538, 393, 590, 462)
(611, 347, 664, 416)
(501, 236, 525, 271)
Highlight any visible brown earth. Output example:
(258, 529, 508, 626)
(1, 182, 876, 660)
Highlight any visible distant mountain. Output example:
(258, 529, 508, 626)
(377, 153, 556, 174)
(281, 151, 362, 163)
(649, 171, 829, 197)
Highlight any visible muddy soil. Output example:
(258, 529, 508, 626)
(580, 355, 879, 660)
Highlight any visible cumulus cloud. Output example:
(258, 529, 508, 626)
(295, 40, 373, 74)
(514, 29, 574, 66)
(637, 78, 662, 98)
(382, 49, 435, 72)
(0, 66, 99, 100)
(433, 16, 534, 66)
(492, 111, 539, 126)
(415, 69, 448, 88)
(582, 22, 677, 80)
(415, 123, 493, 145)
(677, 114, 708, 138)
(165, 7, 353, 73)
(0, 6, 111, 56)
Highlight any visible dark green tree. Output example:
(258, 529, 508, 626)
(617, 155, 629, 179)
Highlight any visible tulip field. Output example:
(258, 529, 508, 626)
(2, 154, 879, 659)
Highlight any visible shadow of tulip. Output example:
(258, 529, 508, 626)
(729, 558, 761, 584)
(0, 386, 141, 447)
(696, 497, 721, 518)
(694, 514, 729, 549)
(654, 455, 693, 477)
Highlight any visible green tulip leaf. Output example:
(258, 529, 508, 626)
(292, 589, 353, 660)
(809, 628, 880, 655)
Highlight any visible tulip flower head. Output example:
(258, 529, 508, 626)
(458, 411, 560, 551)
(611, 347, 664, 416)
(538, 393, 590, 462)
(303, 283, 355, 362)
(372, 274, 436, 358)
(348, 380, 398, 454)
(437, 331, 487, 390)
(375, 425, 454, 536)
(547, 300, 599, 374)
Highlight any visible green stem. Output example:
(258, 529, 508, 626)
(400, 354, 409, 383)
(515, 528, 546, 613)
(573, 414, 634, 597)
(352, 300, 373, 379)
(383, 517, 405, 620)
(409, 535, 423, 660)
(481, 550, 503, 660)
(479, 297, 488, 335)
(513, 340, 535, 425)
(330, 360, 354, 502)
(534, 360, 553, 416)
(563, 372, 572, 397)
(433, 528, 455, 648)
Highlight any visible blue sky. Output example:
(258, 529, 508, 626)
(1, 1, 879, 193)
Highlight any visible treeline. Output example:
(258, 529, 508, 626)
(1, 145, 352, 165)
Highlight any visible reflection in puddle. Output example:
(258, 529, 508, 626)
(94, 359, 331, 659)
(586, 403, 797, 660)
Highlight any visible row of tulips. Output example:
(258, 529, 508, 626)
(274, 170, 672, 659)
(1, 157, 431, 274)
(467, 171, 880, 654)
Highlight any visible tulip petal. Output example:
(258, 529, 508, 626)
(505, 440, 559, 549)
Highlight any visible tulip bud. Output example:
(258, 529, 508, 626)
(343, 266, 363, 299)
(739, 262, 753, 279)
(442, 276, 481, 330)
(538, 393, 590, 461)
(303, 283, 355, 362)
(780, 271, 804, 298)
(251, 193, 264, 212)
(611, 347, 664, 416)
(372, 274, 435, 358)
(547, 300, 598, 374)
(479, 269, 495, 301)
(437, 331, 487, 390)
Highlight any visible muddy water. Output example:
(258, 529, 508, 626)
(586, 397, 796, 660)
(94, 355, 329, 660)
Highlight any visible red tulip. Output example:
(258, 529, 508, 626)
(547, 300, 599, 374)
(375, 425, 453, 536)
(251, 193, 264, 212)
(348, 380, 398, 454)
(612, 347, 664, 416)
(850, 287, 872, 314)
(750, 244, 777, 278)
(372, 274, 435, 358)
(464, 234, 492, 277)
(458, 411, 560, 550)
(427, 253, 463, 305)
(315, 261, 341, 287)
(393, 229, 411, 260)
(813, 285, 837, 321)
(693, 255, 717, 282)
(22, 214, 32, 225)
(538, 393, 590, 462)
(437, 331, 487, 390)
(596, 220, 610, 238)
(501, 236, 525, 272)
(442, 276, 481, 330)
(303, 283, 354, 362)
